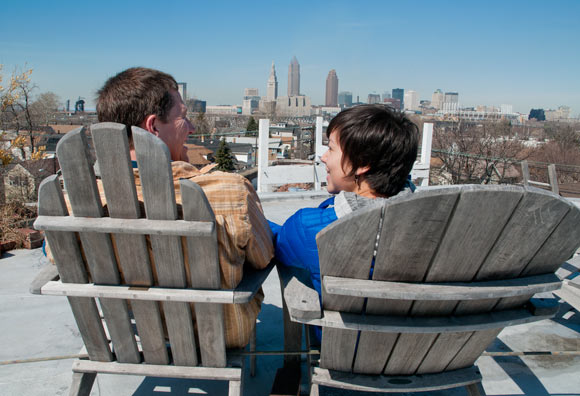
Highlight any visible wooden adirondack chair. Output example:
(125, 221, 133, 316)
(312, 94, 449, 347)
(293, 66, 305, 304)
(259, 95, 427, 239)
(30, 123, 273, 396)
(279, 184, 580, 395)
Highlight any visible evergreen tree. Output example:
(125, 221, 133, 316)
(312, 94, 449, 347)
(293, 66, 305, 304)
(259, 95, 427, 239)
(245, 116, 258, 136)
(215, 138, 235, 172)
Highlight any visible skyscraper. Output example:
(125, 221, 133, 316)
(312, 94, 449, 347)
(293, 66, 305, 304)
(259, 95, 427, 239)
(431, 89, 444, 110)
(392, 88, 404, 110)
(267, 62, 278, 101)
(288, 56, 300, 96)
(325, 69, 338, 107)
(404, 90, 419, 111)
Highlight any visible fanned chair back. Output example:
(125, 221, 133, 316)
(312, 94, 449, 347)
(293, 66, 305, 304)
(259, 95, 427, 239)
(35, 123, 249, 395)
(317, 184, 580, 376)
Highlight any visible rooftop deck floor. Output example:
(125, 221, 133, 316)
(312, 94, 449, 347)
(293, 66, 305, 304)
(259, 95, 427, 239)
(1, 193, 579, 395)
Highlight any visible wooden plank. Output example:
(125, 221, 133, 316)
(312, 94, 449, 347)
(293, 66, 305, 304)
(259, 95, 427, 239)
(320, 327, 358, 371)
(131, 300, 169, 364)
(323, 274, 561, 300)
(384, 333, 438, 375)
(181, 179, 226, 367)
(40, 280, 235, 303)
(317, 205, 383, 312)
(29, 263, 59, 294)
(59, 126, 139, 364)
(352, 332, 398, 374)
(415, 332, 472, 374)
(282, 273, 321, 320)
(476, 187, 570, 280)
(277, 265, 305, 367)
(72, 359, 241, 381)
(35, 216, 214, 237)
(37, 175, 112, 362)
(133, 127, 194, 367)
(445, 329, 500, 371)
(311, 366, 481, 393)
(68, 372, 96, 396)
(522, 201, 580, 276)
(232, 261, 275, 304)
(296, 307, 556, 332)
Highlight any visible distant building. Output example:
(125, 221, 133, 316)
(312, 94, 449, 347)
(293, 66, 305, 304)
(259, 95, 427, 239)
(242, 88, 260, 115)
(177, 82, 187, 101)
(368, 94, 381, 104)
(325, 70, 339, 107)
(206, 105, 240, 115)
(288, 56, 300, 96)
(431, 89, 444, 110)
(267, 62, 278, 101)
(276, 95, 311, 117)
(74, 99, 85, 113)
(392, 88, 404, 110)
(383, 98, 401, 110)
(187, 99, 206, 113)
(382, 91, 391, 101)
(244, 88, 259, 97)
(404, 90, 419, 111)
(545, 105, 571, 121)
(443, 92, 459, 111)
(338, 91, 353, 107)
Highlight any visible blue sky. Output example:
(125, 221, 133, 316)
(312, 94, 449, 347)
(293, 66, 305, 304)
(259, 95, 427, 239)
(1, 0, 579, 115)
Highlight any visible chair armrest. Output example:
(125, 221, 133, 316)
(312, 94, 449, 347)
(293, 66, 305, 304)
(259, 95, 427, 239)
(232, 260, 276, 303)
(277, 263, 321, 320)
(30, 264, 59, 294)
(528, 292, 560, 316)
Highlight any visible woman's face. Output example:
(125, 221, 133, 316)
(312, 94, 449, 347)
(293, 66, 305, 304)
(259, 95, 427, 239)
(321, 130, 357, 194)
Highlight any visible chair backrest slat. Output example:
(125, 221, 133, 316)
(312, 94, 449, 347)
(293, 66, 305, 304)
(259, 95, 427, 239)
(57, 127, 140, 363)
(133, 127, 198, 367)
(38, 175, 112, 362)
(181, 179, 227, 367)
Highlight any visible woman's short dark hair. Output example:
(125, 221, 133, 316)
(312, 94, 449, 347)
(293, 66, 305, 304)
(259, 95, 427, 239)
(327, 104, 419, 197)
(96, 67, 178, 143)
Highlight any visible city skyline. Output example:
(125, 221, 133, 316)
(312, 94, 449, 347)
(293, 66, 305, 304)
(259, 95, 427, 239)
(1, 0, 579, 116)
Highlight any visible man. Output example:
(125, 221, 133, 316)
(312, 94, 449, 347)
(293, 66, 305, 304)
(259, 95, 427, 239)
(95, 67, 274, 348)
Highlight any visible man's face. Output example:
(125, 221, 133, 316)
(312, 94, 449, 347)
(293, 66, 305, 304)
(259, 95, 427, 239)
(321, 130, 356, 194)
(154, 90, 194, 161)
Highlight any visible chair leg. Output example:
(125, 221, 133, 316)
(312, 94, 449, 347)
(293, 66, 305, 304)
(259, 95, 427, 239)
(229, 359, 245, 396)
(250, 325, 257, 377)
(69, 372, 96, 396)
(466, 381, 486, 396)
(305, 325, 313, 387)
(310, 382, 319, 396)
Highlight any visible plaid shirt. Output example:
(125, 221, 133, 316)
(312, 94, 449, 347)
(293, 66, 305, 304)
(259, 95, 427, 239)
(49, 161, 274, 348)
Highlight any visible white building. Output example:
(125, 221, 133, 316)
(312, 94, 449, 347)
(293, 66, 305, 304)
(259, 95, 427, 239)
(276, 96, 312, 117)
(431, 89, 444, 110)
(404, 90, 420, 111)
(206, 105, 240, 115)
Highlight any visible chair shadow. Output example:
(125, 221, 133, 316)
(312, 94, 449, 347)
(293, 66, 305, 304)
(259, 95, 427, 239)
(131, 302, 285, 396)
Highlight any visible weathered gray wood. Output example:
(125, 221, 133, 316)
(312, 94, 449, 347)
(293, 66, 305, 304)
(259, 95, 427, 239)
(323, 274, 560, 300)
(37, 175, 112, 362)
(131, 300, 168, 364)
(180, 179, 226, 367)
(522, 201, 580, 276)
(555, 280, 580, 311)
(521, 160, 530, 187)
(68, 372, 96, 396)
(292, 307, 557, 332)
(40, 280, 235, 302)
(133, 127, 195, 366)
(352, 332, 398, 374)
(277, 265, 304, 367)
(318, 205, 383, 312)
(320, 327, 358, 371)
(445, 329, 500, 371)
(416, 332, 472, 374)
(312, 366, 482, 393)
(548, 164, 559, 195)
(466, 381, 486, 396)
(476, 188, 570, 280)
(29, 263, 59, 294)
(59, 127, 140, 364)
(385, 333, 438, 374)
(72, 359, 242, 381)
(282, 272, 321, 320)
(35, 215, 214, 237)
(232, 261, 276, 304)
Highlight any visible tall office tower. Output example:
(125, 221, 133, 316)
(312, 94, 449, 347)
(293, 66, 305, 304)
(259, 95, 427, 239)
(392, 88, 404, 110)
(382, 91, 391, 101)
(368, 94, 381, 104)
(325, 69, 339, 106)
(288, 56, 300, 96)
(443, 92, 459, 111)
(267, 62, 278, 101)
(404, 90, 419, 111)
(338, 91, 353, 107)
(431, 89, 444, 110)
(244, 88, 259, 97)
(177, 82, 187, 101)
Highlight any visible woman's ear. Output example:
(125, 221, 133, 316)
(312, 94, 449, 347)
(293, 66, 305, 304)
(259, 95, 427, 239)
(141, 114, 159, 135)
(355, 166, 370, 176)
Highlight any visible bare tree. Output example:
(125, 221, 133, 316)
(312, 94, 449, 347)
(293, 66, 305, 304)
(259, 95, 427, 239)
(434, 120, 527, 184)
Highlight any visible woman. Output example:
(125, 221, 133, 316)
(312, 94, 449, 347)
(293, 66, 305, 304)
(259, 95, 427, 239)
(270, 104, 419, 304)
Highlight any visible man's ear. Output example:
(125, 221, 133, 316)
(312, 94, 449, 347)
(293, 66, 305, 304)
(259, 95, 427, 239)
(141, 114, 159, 135)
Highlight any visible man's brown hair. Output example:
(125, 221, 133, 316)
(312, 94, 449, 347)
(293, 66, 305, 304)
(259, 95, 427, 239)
(96, 67, 178, 142)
